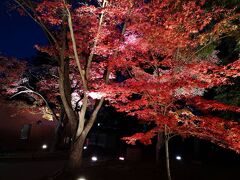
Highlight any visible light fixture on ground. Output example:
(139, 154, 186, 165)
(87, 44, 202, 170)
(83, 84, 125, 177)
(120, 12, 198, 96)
(91, 156, 98, 161)
(42, 144, 47, 149)
(119, 156, 125, 161)
(77, 177, 86, 180)
(176, 155, 182, 160)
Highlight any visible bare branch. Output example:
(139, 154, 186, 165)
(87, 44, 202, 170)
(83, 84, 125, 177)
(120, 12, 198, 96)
(10, 86, 59, 121)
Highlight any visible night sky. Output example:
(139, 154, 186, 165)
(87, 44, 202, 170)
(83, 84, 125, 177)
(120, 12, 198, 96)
(0, 0, 48, 59)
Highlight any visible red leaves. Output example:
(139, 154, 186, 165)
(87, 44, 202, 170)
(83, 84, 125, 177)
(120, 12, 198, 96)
(123, 128, 158, 145)
(18, 0, 240, 152)
(0, 57, 26, 96)
(122, 133, 145, 145)
(36, 0, 66, 25)
(190, 96, 240, 113)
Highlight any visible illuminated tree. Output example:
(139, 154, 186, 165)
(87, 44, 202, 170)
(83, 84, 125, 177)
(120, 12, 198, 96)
(12, 0, 240, 171)
(14, 0, 123, 169)
(100, 1, 240, 179)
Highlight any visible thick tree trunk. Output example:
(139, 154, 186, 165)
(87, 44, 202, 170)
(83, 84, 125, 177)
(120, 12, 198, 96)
(67, 132, 87, 170)
(58, 20, 77, 136)
(51, 121, 61, 152)
(67, 98, 104, 170)
(51, 105, 68, 152)
(58, 58, 77, 135)
(51, 116, 67, 152)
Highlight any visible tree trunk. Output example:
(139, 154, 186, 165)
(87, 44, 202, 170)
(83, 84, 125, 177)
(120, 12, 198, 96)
(51, 117, 67, 152)
(58, 21, 77, 136)
(67, 132, 87, 170)
(165, 139, 171, 180)
(51, 105, 68, 152)
(165, 126, 172, 180)
(50, 121, 61, 152)
(58, 57, 77, 135)
(156, 132, 164, 163)
(67, 98, 104, 170)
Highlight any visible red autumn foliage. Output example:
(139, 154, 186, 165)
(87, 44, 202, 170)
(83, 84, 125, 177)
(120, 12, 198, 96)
(13, 0, 240, 153)
(0, 56, 26, 96)
(189, 96, 240, 113)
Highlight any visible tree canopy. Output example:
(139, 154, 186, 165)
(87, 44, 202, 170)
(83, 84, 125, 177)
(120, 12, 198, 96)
(3, 0, 240, 168)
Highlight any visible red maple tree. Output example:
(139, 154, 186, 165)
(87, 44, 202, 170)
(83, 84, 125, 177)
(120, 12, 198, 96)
(101, 0, 240, 153)
(12, 0, 240, 170)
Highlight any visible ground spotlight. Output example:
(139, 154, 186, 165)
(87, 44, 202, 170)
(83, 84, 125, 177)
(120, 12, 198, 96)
(91, 156, 98, 162)
(42, 144, 47, 149)
(176, 155, 182, 160)
(77, 177, 86, 180)
(118, 156, 125, 161)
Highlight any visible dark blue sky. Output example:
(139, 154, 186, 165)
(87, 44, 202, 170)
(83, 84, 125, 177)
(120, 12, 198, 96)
(0, 0, 48, 59)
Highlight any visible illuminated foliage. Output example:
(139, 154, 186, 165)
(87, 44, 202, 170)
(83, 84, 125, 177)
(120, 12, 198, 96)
(10, 0, 240, 167)
(0, 56, 26, 96)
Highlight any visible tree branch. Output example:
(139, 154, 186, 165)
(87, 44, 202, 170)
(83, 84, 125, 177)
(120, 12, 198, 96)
(10, 86, 59, 121)
(63, 0, 88, 90)
(14, 0, 60, 49)
(86, 0, 108, 80)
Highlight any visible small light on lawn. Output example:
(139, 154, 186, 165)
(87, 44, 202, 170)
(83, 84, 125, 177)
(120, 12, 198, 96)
(119, 157, 125, 161)
(91, 156, 98, 161)
(176, 155, 182, 160)
(77, 177, 86, 180)
(83, 146, 87, 150)
(42, 144, 47, 149)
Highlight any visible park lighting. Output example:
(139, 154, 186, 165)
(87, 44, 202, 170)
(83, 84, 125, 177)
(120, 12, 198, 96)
(97, 123, 101, 127)
(77, 177, 86, 180)
(83, 146, 87, 150)
(91, 156, 98, 162)
(176, 155, 182, 160)
(118, 156, 125, 161)
(42, 144, 47, 149)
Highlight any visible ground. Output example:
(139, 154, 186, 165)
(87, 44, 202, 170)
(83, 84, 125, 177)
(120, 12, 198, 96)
(0, 152, 239, 180)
